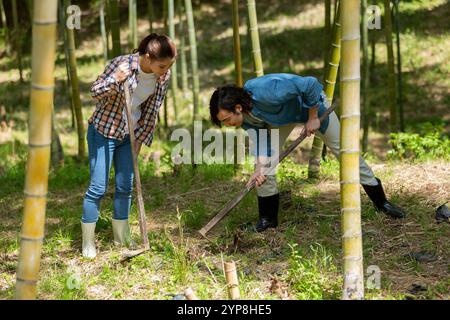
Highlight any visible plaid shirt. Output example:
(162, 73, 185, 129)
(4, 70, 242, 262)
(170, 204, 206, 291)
(88, 53, 170, 146)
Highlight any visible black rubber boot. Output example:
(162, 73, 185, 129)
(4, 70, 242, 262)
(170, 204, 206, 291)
(362, 177, 406, 219)
(255, 194, 279, 232)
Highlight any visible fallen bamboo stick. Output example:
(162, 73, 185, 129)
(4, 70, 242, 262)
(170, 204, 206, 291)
(224, 261, 240, 300)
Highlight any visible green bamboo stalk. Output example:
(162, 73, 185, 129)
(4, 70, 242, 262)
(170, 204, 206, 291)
(308, 2, 341, 179)
(0, 0, 10, 55)
(147, 0, 154, 33)
(185, 0, 200, 120)
(177, 0, 188, 94)
(168, 0, 179, 120)
(324, 0, 332, 72)
(64, 0, 85, 159)
(12, 0, 24, 82)
(247, 0, 264, 77)
(109, 0, 121, 57)
(383, 0, 397, 132)
(15, 0, 58, 300)
(129, 0, 137, 51)
(393, 0, 404, 132)
(99, 0, 108, 63)
(232, 0, 243, 87)
(340, 0, 364, 300)
(51, 107, 64, 168)
(362, 0, 370, 152)
(105, 0, 112, 59)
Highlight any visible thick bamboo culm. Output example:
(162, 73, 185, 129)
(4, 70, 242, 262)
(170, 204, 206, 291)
(64, 0, 85, 159)
(168, 0, 179, 119)
(184, 0, 200, 120)
(109, 0, 121, 57)
(247, 0, 264, 77)
(232, 0, 243, 87)
(177, 0, 188, 94)
(308, 1, 341, 179)
(184, 287, 199, 300)
(383, 0, 397, 132)
(15, 0, 58, 300)
(224, 261, 240, 299)
(339, 0, 364, 300)
(361, 0, 370, 152)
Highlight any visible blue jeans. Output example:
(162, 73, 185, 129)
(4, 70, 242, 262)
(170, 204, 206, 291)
(82, 124, 134, 223)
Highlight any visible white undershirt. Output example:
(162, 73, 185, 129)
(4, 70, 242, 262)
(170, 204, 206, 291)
(124, 63, 157, 132)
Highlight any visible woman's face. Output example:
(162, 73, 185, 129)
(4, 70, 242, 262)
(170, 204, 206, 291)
(216, 105, 244, 127)
(141, 54, 175, 76)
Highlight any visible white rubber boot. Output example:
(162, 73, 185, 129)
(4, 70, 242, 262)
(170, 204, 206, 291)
(81, 222, 97, 258)
(112, 219, 136, 249)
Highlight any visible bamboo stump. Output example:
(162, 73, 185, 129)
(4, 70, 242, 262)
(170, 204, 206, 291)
(224, 261, 240, 300)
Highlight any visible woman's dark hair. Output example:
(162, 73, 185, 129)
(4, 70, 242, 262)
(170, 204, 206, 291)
(209, 85, 252, 127)
(133, 33, 177, 60)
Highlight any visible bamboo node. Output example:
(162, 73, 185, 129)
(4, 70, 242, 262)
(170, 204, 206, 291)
(340, 113, 360, 119)
(31, 84, 54, 91)
(340, 179, 360, 184)
(339, 149, 359, 154)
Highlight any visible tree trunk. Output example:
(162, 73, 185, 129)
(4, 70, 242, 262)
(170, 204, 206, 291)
(247, 0, 264, 77)
(109, 0, 121, 58)
(184, 0, 200, 120)
(383, 0, 397, 132)
(362, 0, 370, 152)
(15, 0, 58, 300)
(168, 0, 179, 120)
(177, 0, 188, 95)
(340, 0, 364, 300)
(308, 1, 341, 179)
(64, 0, 85, 159)
(393, 0, 404, 132)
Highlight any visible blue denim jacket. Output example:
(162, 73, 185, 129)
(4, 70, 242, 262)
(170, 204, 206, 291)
(241, 73, 330, 156)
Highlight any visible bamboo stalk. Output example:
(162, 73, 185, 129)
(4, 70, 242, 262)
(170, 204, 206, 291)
(147, 0, 154, 33)
(99, 0, 108, 62)
(232, 0, 243, 87)
(128, 0, 137, 51)
(105, 0, 112, 59)
(15, 0, 58, 300)
(224, 261, 240, 300)
(177, 0, 188, 94)
(64, 0, 85, 159)
(383, 0, 397, 132)
(340, 0, 364, 300)
(324, 0, 332, 71)
(109, 0, 121, 57)
(0, 0, 10, 55)
(246, 0, 264, 77)
(184, 0, 200, 120)
(308, 1, 341, 179)
(12, 0, 24, 82)
(361, 0, 370, 152)
(168, 0, 179, 119)
(393, 0, 404, 132)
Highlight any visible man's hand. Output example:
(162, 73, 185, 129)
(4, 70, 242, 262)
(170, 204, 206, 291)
(305, 118, 321, 137)
(115, 62, 132, 83)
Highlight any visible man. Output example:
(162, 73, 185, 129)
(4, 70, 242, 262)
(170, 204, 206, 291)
(209, 73, 406, 232)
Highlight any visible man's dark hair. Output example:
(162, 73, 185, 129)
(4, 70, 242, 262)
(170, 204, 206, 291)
(209, 85, 252, 126)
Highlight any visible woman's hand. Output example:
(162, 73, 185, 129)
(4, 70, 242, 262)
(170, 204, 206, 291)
(115, 62, 132, 83)
(305, 117, 321, 137)
(246, 166, 267, 188)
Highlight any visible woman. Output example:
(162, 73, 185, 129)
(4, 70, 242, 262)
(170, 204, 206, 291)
(81, 34, 176, 258)
(209, 73, 406, 232)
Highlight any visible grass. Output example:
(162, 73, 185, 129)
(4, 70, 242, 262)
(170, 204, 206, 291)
(0, 0, 449, 300)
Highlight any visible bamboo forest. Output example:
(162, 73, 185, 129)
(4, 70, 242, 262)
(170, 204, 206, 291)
(0, 0, 449, 303)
